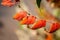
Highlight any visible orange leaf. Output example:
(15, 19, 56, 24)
(31, 20, 46, 30)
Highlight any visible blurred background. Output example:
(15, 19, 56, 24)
(0, 0, 60, 40)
